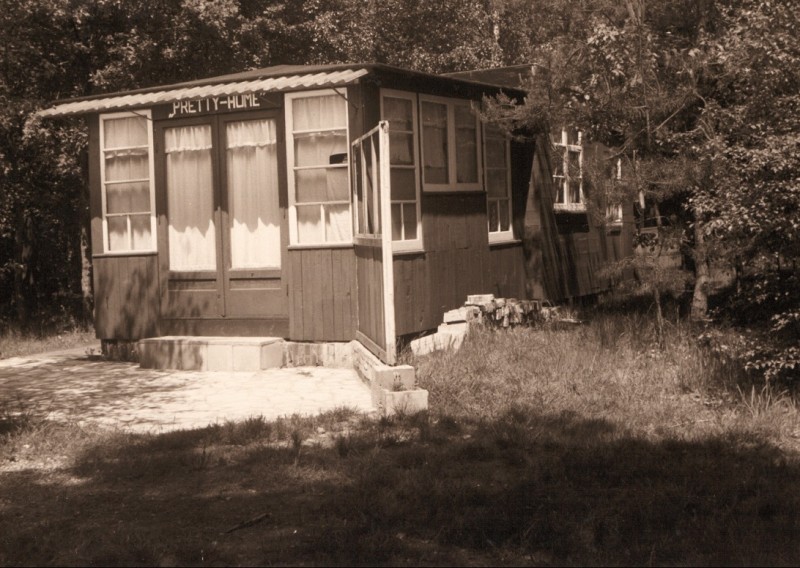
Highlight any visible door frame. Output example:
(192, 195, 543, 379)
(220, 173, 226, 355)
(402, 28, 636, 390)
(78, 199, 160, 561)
(153, 109, 288, 322)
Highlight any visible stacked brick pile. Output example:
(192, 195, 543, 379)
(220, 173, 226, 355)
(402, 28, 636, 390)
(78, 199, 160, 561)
(465, 294, 559, 328)
(409, 294, 563, 355)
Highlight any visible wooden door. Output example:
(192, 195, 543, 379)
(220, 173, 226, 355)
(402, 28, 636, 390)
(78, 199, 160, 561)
(155, 113, 288, 325)
(218, 112, 287, 318)
(352, 122, 396, 364)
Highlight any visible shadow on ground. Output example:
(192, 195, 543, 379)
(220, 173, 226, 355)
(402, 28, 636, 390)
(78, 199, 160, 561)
(1, 408, 799, 566)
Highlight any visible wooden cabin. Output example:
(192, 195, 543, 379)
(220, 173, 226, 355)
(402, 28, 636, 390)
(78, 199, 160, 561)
(39, 63, 633, 364)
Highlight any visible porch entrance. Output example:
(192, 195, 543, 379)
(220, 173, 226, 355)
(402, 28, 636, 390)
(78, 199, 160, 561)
(154, 111, 288, 327)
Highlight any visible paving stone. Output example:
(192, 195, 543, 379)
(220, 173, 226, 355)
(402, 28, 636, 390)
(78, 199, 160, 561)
(0, 346, 374, 433)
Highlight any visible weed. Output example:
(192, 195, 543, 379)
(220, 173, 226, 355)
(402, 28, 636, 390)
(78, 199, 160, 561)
(737, 384, 795, 418)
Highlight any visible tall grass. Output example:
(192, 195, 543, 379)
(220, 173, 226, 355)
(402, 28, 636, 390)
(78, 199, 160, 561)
(411, 309, 786, 443)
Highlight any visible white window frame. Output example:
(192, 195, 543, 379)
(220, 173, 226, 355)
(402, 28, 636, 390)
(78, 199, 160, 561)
(285, 88, 351, 247)
(552, 128, 585, 212)
(419, 94, 482, 192)
(484, 124, 514, 244)
(99, 110, 156, 254)
(606, 158, 624, 226)
(380, 89, 423, 253)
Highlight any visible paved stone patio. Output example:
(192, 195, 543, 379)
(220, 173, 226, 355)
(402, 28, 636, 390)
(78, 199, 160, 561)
(0, 345, 374, 433)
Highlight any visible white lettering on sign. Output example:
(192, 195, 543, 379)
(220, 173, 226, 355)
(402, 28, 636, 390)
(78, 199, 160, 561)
(167, 93, 262, 118)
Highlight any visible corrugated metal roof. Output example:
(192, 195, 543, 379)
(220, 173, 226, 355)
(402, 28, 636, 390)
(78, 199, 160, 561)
(38, 68, 369, 117)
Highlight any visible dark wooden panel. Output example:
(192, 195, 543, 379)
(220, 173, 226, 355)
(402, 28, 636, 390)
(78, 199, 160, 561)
(355, 244, 385, 350)
(88, 115, 103, 252)
(288, 248, 357, 342)
(489, 244, 527, 299)
(160, 317, 288, 337)
(331, 248, 356, 340)
(93, 254, 160, 340)
(288, 249, 304, 339)
(522, 134, 636, 302)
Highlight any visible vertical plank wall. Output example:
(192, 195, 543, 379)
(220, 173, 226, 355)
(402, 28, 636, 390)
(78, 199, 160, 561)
(394, 193, 528, 336)
(355, 244, 386, 350)
(523, 135, 634, 301)
(93, 255, 160, 340)
(287, 248, 358, 341)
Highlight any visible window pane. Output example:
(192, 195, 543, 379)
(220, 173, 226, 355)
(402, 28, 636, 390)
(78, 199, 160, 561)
(296, 205, 323, 244)
(325, 203, 352, 242)
(384, 97, 413, 131)
(487, 169, 508, 198)
(389, 132, 414, 165)
(455, 106, 477, 183)
(106, 181, 150, 214)
(499, 200, 510, 231)
(488, 201, 499, 232)
(292, 95, 347, 131)
(105, 151, 149, 181)
(296, 167, 348, 202)
(165, 124, 216, 271)
(130, 214, 152, 250)
(403, 203, 417, 240)
(107, 216, 128, 251)
(422, 102, 448, 184)
(569, 179, 582, 203)
(294, 130, 347, 167)
(104, 116, 147, 148)
(227, 118, 281, 269)
(391, 203, 403, 240)
(485, 140, 506, 169)
(390, 168, 416, 201)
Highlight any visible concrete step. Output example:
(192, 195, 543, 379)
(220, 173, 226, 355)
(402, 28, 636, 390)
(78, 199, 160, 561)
(138, 336, 284, 371)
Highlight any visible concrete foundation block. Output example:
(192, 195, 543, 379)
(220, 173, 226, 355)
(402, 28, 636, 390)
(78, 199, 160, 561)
(380, 389, 429, 417)
(232, 344, 261, 371)
(260, 342, 284, 369)
(207, 343, 233, 371)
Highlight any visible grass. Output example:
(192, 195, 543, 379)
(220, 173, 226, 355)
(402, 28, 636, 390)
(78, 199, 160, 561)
(0, 326, 98, 360)
(3, 308, 800, 565)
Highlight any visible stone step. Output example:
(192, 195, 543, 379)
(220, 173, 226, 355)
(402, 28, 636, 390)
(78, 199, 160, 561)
(138, 336, 284, 371)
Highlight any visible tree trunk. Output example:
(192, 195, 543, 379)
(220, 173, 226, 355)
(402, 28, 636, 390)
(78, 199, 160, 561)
(690, 208, 709, 321)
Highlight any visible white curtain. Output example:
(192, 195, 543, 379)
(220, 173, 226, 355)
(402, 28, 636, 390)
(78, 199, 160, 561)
(226, 119, 281, 268)
(165, 125, 216, 271)
(291, 93, 351, 243)
(103, 116, 152, 251)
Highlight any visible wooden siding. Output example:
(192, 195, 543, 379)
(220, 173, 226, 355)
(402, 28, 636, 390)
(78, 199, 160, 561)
(93, 254, 160, 340)
(523, 135, 634, 301)
(355, 244, 386, 350)
(394, 192, 495, 336)
(287, 248, 357, 341)
(488, 243, 527, 299)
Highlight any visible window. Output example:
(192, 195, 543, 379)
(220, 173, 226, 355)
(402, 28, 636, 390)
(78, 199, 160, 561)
(552, 128, 584, 211)
(99, 111, 155, 253)
(381, 90, 422, 252)
(420, 95, 481, 191)
(484, 124, 513, 242)
(606, 158, 624, 226)
(286, 89, 351, 245)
